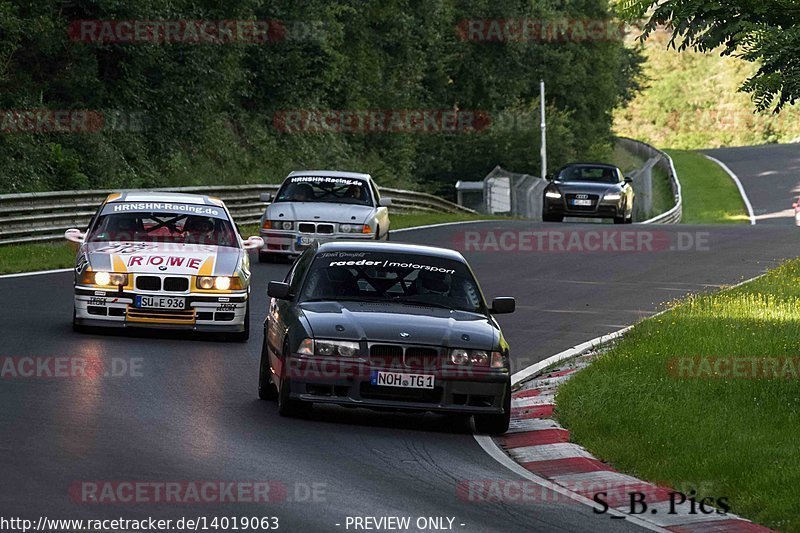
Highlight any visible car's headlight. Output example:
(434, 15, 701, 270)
(196, 276, 242, 290)
(545, 190, 562, 199)
(298, 339, 360, 357)
(603, 193, 622, 201)
(262, 220, 294, 231)
(449, 348, 504, 368)
(316, 339, 359, 357)
(339, 223, 365, 233)
(82, 271, 128, 286)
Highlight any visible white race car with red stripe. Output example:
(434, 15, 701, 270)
(65, 192, 263, 340)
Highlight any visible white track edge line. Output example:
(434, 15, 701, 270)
(473, 435, 669, 532)
(703, 154, 757, 225)
(0, 268, 72, 279)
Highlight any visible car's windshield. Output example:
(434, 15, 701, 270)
(558, 166, 620, 184)
(274, 176, 373, 206)
(300, 251, 485, 313)
(87, 203, 238, 247)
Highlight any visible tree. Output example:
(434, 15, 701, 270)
(617, 0, 800, 111)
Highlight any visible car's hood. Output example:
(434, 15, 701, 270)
(81, 241, 242, 276)
(299, 301, 498, 350)
(552, 181, 621, 195)
(266, 202, 374, 224)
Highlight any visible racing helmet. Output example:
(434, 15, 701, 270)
(415, 270, 451, 295)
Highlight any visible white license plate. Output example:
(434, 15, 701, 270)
(572, 199, 593, 206)
(371, 371, 435, 389)
(296, 236, 315, 246)
(135, 295, 185, 309)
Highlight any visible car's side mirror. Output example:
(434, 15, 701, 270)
(242, 236, 265, 250)
(624, 177, 633, 184)
(64, 228, 85, 244)
(379, 197, 393, 207)
(259, 192, 273, 203)
(268, 281, 292, 300)
(490, 297, 515, 314)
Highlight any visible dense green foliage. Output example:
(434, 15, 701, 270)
(0, 0, 640, 195)
(618, 0, 800, 112)
(614, 29, 800, 149)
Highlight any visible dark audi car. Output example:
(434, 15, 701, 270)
(542, 163, 635, 224)
(257, 241, 516, 433)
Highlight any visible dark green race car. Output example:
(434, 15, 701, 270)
(257, 241, 516, 434)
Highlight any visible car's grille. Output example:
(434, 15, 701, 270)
(163, 277, 189, 292)
(369, 344, 440, 371)
(135, 275, 189, 292)
(127, 307, 196, 323)
(565, 194, 599, 210)
(298, 222, 336, 234)
(136, 276, 161, 291)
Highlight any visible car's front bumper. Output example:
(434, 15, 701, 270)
(283, 355, 511, 414)
(544, 197, 623, 218)
(73, 286, 248, 332)
(259, 229, 375, 256)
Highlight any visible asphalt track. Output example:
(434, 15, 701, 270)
(705, 143, 800, 224)
(3, 212, 800, 532)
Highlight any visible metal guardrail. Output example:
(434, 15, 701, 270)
(0, 184, 475, 246)
(617, 137, 683, 225)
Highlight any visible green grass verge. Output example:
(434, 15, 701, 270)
(0, 212, 505, 275)
(556, 259, 800, 531)
(666, 149, 749, 224)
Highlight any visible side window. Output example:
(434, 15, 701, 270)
(288, 249, 314, 294)
(369, 180, 381, 205)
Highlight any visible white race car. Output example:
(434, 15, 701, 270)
(65, 192, 263, 340)
(257, 170, 392, 262)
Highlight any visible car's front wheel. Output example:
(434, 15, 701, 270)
(277, 342, 312, 417)
(473, 381, 511, 435)
(258, 336, 278, 401)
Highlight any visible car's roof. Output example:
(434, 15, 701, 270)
(286, 170, 372, 181)
(105, 191, 225, 206)
(558, 162, 621, 171)
(316, 241, 467, 262)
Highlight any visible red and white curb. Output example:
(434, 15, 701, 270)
(480, 350, 773, 532)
